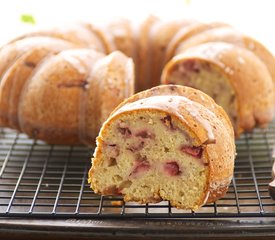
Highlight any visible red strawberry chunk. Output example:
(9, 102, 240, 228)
(126, 141, 145, 152)
(160, 115, 176, 130)
(135, 130, 155, 139)
(117, 122, 132, 137)
(163, 161, 181, 176)
(130, 161, 150, 178)
(105, 144, 120, 158)
(118, 127, 132, 137)
(181, 59, 200, 73)
(181, 145, 203, 158)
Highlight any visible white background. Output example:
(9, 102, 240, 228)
(0, 0, 274, 53)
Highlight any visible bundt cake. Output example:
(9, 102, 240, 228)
(0, 17, 274, 145)
(89, 85, 236, 210)
(0, 36, 134, 145)
(161, 42, 274, 137)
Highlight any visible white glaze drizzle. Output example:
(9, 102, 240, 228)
(61, 51, 87, 74)
(224, 66, 234, 75)
(237, 56, 245, 64)
(114, 95, 216, 143)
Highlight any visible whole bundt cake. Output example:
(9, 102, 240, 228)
(0, 17, 274, 144)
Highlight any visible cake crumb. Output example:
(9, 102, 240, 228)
(148, 118, 154, 124)
(111, 200, 124, 206)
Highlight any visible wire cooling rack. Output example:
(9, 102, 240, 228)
(0, 122, 275, 219)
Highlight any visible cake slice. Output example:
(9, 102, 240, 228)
(89, 85, 235, 210)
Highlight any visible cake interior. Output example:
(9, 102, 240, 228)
(164, 59, 238, 132)
(90, 110, 209, 209)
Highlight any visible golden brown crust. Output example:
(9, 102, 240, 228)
(162, 42, 274, 136)
(0, 37, 75, 127)
(106, 18, 135, 58)
(12, 23, 107, 51)
(135, 15, 159, 92)
(81, 22, 116, 54)
(165, 22, 230, 62)
(0, 37, 75, 82)
(18, 49, 97, 144)
(0, 49, 53, 128)
(149, 19, 196, 88)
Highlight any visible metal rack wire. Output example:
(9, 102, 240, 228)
(0, 121, 275, 219)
